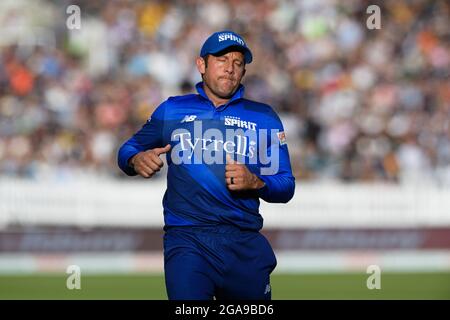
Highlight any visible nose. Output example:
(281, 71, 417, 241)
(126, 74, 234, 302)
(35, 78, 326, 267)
(224, 61, 234, 74)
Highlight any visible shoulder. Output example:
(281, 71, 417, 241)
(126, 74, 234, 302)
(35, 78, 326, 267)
(160, 93, 201, 112)
(241, 98, 283, 124)
(166, 93, 199, 105)
(153, 93, 200, 117)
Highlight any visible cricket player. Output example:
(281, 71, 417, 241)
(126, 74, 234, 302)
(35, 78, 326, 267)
(118, 30, 295, 300)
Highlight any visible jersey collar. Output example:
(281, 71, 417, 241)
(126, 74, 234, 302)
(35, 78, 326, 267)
(195, 81, 245, 109)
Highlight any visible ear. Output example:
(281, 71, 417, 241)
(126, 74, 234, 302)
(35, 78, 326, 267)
(196, 57, 206, 75)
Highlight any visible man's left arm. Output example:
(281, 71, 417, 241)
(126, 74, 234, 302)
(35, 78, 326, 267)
(255, 137, 295, 203)
(225, 132, 295, 203)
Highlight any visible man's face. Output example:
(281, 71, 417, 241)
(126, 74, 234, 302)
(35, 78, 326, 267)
(197, 51, 246, 100)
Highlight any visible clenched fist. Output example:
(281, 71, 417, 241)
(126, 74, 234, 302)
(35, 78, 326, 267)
(225, 154, 265, 191)
(129, 144, 171, 178)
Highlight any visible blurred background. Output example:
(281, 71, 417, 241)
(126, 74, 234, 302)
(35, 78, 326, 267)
(0, 0, 449, 299)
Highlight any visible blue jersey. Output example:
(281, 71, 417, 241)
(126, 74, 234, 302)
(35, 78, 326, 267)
(118, 82, 295, 231)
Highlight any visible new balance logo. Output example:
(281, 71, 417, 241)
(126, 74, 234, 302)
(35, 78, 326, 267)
(264, 284, 271, 295)
(181, 115, 197, 123)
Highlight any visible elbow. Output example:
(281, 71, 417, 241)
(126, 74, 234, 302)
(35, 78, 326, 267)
(280, 179, 295, 203)
(260, 176, 295, 203)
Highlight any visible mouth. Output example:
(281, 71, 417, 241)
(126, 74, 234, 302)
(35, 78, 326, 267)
(219, 77, 235, 83)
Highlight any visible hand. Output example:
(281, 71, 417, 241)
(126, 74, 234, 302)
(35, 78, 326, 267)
(225, 154, 265, 191)
(129, 144, 171, 178)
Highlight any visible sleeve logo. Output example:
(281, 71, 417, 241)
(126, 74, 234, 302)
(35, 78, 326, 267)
(277, 131, 287, 145)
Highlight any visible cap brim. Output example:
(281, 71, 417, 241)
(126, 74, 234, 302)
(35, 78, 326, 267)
(206, 44, 253, 64)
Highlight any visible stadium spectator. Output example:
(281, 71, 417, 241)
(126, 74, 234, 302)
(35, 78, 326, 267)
(0, 0, 448, 185)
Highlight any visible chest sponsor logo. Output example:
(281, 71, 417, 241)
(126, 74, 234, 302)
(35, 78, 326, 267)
(169, 121, 281, 175)
(224, 116, 257, 131)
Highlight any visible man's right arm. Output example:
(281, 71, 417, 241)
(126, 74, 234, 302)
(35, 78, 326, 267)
(117, 102, 168, 177)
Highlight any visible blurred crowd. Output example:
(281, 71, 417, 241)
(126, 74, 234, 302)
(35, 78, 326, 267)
(0, 0, 449, 185)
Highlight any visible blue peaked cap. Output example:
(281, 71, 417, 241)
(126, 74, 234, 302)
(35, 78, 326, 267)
(200, 30, 253, 64)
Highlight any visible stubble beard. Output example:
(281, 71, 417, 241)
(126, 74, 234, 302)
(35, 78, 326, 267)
(204, 75, 239, 100)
